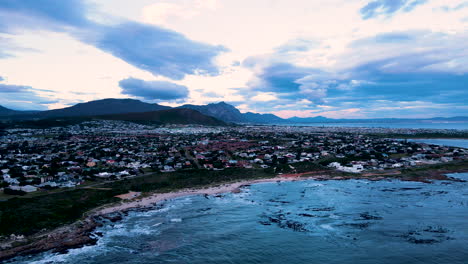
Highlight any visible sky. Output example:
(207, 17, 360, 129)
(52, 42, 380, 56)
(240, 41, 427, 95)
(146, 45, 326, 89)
(0, 0, 467, 119)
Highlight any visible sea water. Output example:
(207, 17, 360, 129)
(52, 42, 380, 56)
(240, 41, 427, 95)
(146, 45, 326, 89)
(407, 139, 468, 149)
(283, 122, 468, 130)
(9, 176, 468, 264)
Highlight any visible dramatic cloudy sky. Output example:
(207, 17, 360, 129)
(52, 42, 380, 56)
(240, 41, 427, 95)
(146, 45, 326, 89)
(0, 0, 467, 118)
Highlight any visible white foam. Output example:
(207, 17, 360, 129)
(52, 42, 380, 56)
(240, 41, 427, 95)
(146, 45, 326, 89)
(320, 224, 335, 231)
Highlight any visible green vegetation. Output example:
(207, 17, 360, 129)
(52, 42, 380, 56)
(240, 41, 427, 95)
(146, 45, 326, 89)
(400, 160, 468, 177)
(0, 189, 120, 236)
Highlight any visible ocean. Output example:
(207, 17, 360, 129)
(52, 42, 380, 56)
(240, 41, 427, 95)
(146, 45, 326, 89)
(10, 174, 468, 264)
(283, 122, 468, 130)
(407, 139, 468, 149)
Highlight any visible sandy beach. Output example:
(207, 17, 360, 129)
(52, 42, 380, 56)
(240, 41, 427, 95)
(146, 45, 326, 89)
(94, 175, 321, 216)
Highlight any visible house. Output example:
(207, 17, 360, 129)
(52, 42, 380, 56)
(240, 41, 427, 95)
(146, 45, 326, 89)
(162, 165, 175, 172)
(10, 185, 37, 193)
(328, 162, 364, 173)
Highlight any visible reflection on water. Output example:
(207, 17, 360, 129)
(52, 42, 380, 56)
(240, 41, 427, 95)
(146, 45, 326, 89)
(9, 177, 468, 264)
(282, 122, 468, 130)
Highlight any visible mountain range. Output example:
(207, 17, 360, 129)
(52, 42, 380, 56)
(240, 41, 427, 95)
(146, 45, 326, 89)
(0, 98, 467, 124)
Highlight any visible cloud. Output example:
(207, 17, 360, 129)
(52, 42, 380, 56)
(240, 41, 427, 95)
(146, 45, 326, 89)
(274, 39, 319, 53)
(0, 83, 31, 93)
(372, 32, 416, 43)
(360, 0, 428, 20)
(248, 63, 323, 94)
(0, 76, 3, 81)
(0, 0, 226, 80)
(0, 83, 54, 110)
(0, 0, 90, 31)
(202, 91, 223, 97)
(251, 92, 278, 102)
(439, 2, 468, 12)
(0, 37, 39, 58)
(119, 77, 189, 101)
(83, 22, 226, 80)
(142, 0, 218, 25)
(238, 30, 468, 118)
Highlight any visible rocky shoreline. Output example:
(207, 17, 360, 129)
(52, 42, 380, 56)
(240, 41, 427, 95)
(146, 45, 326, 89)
(1, 170, 466, 262)
(0, 217, 99, 262)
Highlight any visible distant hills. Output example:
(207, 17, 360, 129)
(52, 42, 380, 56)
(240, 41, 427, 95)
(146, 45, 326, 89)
(178, 101, 282, 123)
(28, 98, 170, 119)
(0, 98, 467, 125)
(0, 105, 39, 116)
(0, 105, 18, 116)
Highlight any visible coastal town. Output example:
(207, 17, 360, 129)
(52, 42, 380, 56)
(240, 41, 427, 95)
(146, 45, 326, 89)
(1, 120, 467, 196)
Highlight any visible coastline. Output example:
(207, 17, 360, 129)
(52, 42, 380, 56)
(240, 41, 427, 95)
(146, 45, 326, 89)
(92, 175, 314, 216)
(1, 169, 467, 262)
(0, 175, 311, 261)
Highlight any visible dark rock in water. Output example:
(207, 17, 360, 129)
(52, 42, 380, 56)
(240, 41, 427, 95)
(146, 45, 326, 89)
(398, 226, 452, 245)
(308, 207, 335, 212)
(381, 187, 422, 192)
(423, 226, 449, 233)
(343, 222, 372, 229)
(268, 216, 282, 223)
(260, 211, 308, 232)
(100, 213, 123, 223)
(279, 220, 307, 232)
(421, 191, 449, 196)
(268, 217, 279, 224)
(298, 213, 316, 218)
(268, 199, 291, 204)
(109, 215, 123, 223)
(400, 187, 422, 191)
(407, 238, 439, 244)
(359, 212, 383, 220)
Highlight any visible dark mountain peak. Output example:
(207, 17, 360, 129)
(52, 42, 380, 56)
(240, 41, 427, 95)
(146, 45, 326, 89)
(179, 101, 244, 123)
(207, 101, 238, 109)
(32, 98, 171, 119)
(74, 98, 153, 106)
